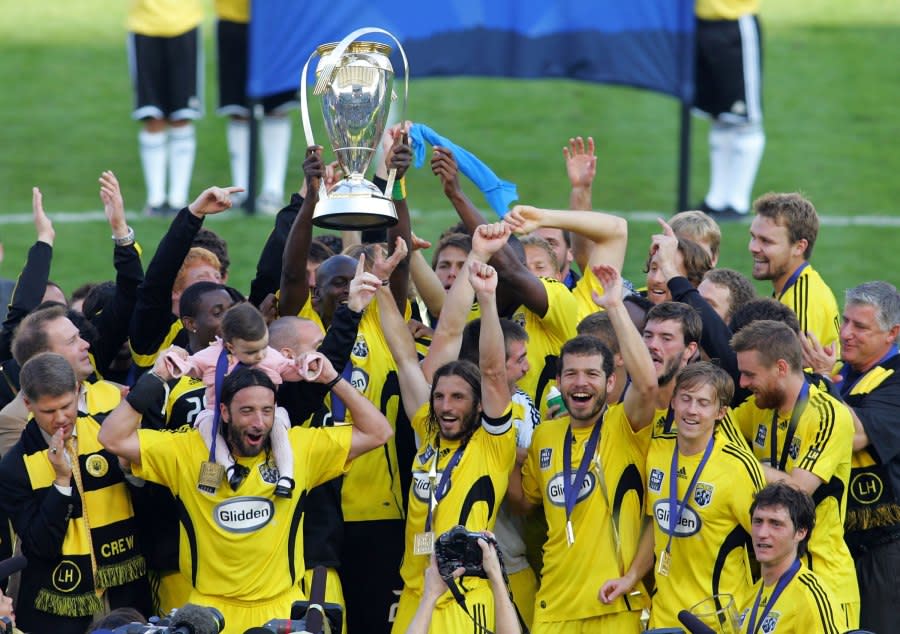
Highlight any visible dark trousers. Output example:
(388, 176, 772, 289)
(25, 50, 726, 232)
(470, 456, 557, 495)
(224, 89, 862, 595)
(340, 519, 404, 634)
(855, 536, 900, 633)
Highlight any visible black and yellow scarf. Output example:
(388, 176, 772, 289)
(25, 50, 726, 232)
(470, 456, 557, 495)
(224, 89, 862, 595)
(20, 412, 146, 617)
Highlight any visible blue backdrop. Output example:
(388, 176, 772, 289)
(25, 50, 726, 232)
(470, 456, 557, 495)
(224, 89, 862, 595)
(247, 0, 695, 102)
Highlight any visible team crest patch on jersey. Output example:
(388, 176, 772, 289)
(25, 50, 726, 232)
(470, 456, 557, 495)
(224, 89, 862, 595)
(258, 461, 280, 484)
(755, 425, 767, 448)
(760, 612, 780, 633)
(788, 437, 801, 461)
(418, 444, 436, 465)
(350, 367, 369, 393)
(352, 336, 369, 359)
(214, 497, 274, 533)
(540, 448, 552, 470)
(546, 472, 596, 507)
(649, 468, 664, 493)
(653, 500, 701, 536)
(693, 482, 714, 507)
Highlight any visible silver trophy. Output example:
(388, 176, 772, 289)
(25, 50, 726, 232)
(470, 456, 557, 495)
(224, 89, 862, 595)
(301, 28, 409, 229)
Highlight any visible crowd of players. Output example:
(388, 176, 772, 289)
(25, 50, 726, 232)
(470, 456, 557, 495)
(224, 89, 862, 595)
(0, 130, 896, 634)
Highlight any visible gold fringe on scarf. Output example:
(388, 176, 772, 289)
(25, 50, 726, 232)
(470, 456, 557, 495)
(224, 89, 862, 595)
(35, 588, 103, 617)
(96, 555, 146, 589)
(846, 503, 900, 531)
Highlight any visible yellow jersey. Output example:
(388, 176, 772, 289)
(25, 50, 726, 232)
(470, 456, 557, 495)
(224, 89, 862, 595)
(738, 563, 840, 634)
(728, 385, 859, 608)
(399, 403, 516, 604)
(127, 0, 203, 37)
(645, 428, 764, 629)
(522, 405, 651, 622)
(777, 264, 841, 358)
(696, 0, 759, 21)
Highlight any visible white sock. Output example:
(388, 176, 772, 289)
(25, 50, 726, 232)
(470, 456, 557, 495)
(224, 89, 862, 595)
(167, 123, 196, 209)
(139, 129, 168, 207)
(704, 122, 734, 210)
(226, 119, 250, 198)
(727, 122, 765, 214)
(261, 115, 291, 199)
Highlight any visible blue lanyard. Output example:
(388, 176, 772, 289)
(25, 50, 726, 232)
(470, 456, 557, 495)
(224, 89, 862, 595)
(562, 420, 603, 524)
(746, 559, 801, 634)
(209, 348, 243, 463)
(776, 262, 809, 300)
(424, 440, 466, 533)
(838, 345, 899, 399)
(664, 433, 715, 554)
(770, 382, 809, 471)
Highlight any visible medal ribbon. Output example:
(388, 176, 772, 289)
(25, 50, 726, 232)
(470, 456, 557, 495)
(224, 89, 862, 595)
(776, 262, 809, 300)
(664, 433, 715, 555)
(425, 440, 466, 533)
(838, 344, 899, 399)
(562, 421, 603, 530)
(746, 558, 801, 634)
(770, 381, 809, 471)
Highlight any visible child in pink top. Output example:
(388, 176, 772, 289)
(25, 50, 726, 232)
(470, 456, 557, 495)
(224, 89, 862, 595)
(166, 302, 320, 497)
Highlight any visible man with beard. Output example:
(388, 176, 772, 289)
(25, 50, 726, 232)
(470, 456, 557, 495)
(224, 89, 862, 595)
(748, 192, 840, 355)
(730, 320, 859, 630)
(600, 362, 764, 629)
(509, 265, 658, 633)
(98, 361, 393, 633)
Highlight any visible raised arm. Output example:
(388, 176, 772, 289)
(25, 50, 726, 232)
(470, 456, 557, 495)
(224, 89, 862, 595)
(431, 147, 548, 317)
(0, 188, 55, 361)
(90, 171, 145, 375)
(408, 233, 446, 319)
(420, 252, 475, 383)
(593, 264, 657, 430)
(504, 204, 627, 273)
(564, 136, 598, 271)
(323, 356, 394, 461)
(383, 125, 413, 312)
(280, 147, 324, 316)
(471, 259, 510, 419)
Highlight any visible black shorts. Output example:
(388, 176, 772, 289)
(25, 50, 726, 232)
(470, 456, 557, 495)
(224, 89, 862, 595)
(128, 27, 203, 121)
(216, 19, 298, 117)
(694, 15, 763, 123)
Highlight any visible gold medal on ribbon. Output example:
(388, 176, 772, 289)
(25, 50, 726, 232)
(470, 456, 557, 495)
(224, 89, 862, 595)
(198, 461, 225, 493)
(657, 549, 671, 577)
(413, 532, 435, 556)
(85, 454, 109, 478)
(566, 520, 576, 547)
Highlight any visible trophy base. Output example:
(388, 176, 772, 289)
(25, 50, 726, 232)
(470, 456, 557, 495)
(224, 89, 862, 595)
(312, 179, 399, 230)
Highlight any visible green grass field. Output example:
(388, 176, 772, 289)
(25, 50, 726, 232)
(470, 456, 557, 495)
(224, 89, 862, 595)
(1, 0, 899, 298)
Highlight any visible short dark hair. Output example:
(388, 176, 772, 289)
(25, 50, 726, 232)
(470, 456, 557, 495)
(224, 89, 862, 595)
(81, 281, 116, 322)
(85, 607, 147, 633)
(20, 352, 78, 402)
(70, 282, 99, 307)
(459, 318, 528, 365)
(222, 302, 268, 344)
(310, 238, 337, 264)
(753, 192, 819, 259)
(577, 312, 620, 356)
(645, 301, 702, 345)
(12, 304, 68, 366)
(193, 227, 230, 277)
(428, 360, 482, 438)
(674, 362, 734, 410)
(558, 335, 614, 378)
(731, 320, 803, 372)
(179, 281, 231, 319)
(729, 297, 801, 335)
(431, 233, 472, 269)
(702, 268, 757, 322)
(220, 367, 276, 409)
(750, 482, 816, 557)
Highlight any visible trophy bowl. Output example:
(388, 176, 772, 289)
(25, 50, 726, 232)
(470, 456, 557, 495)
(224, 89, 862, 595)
(301, 30, 409, 230)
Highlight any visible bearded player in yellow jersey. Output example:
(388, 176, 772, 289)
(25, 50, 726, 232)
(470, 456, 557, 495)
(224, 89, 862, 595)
(730, 320, 859, 629)
(509, 264, 658, 633)
(601, 362, 765, 629)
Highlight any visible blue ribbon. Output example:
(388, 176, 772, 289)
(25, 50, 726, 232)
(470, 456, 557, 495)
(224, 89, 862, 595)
(562, 421, 603, 525)
(746, 559, 801, 634)
(664, 434, 715, 554)
(408, 122, 518, 217)
(776, 262, 809, 300)
(770, 381, 809, 471)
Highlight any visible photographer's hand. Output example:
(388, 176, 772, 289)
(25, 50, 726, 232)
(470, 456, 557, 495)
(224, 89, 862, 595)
(405, 555, 465, 634)
(477, 534, 503, 585)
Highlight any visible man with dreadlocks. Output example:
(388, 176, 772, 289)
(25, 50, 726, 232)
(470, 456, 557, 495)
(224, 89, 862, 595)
(385, 223, 517, 634)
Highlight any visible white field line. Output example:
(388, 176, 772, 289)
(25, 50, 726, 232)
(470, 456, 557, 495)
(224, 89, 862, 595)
(1, 209, 900, 227)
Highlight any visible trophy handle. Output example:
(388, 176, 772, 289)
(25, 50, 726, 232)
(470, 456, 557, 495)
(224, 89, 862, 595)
(300, 27, 410, 201)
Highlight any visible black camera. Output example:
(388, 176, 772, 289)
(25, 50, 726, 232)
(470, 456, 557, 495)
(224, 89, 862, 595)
(433, 525, 499, 579)
(99, 604, 225, 634)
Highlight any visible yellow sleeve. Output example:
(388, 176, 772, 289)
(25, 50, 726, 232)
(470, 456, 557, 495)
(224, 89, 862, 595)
(135, 428, 189, 494)
(297, 425, 353, 490)
(521, 436, 543, 505)
(571, 267, 605, 323)
(797, 397, 853, 482)
(538, 277, 579, 342)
